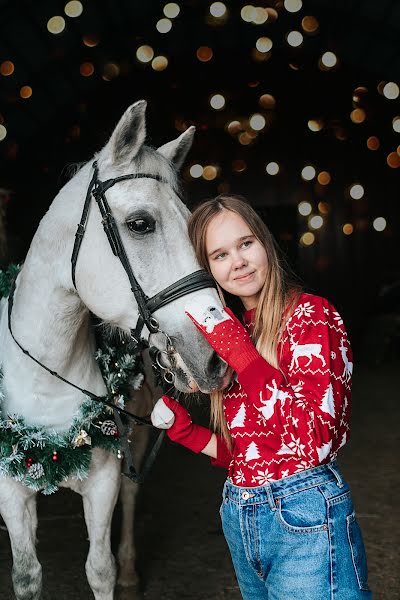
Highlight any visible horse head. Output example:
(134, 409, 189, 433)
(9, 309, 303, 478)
(72, 101, 228, 393)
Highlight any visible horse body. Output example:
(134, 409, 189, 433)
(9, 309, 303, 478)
(0, 101, 225, 599)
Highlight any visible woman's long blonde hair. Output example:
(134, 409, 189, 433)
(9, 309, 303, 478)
(187, 194, 302, 447)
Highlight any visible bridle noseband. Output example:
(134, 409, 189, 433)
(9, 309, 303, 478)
(7, 160, 216, 482)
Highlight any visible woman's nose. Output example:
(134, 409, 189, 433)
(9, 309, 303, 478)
(232, 252, 247, 269)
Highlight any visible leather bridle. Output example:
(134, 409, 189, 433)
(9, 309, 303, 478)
(7, 160, 216, 482)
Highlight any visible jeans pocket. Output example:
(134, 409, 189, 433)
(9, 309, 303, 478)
(346, 512, 370, 591)
(276, 486, 328, 534)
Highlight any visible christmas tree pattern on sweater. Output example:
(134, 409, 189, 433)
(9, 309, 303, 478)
(215, 293, 352, 486)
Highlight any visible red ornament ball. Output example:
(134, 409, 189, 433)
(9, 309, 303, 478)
(52, 451, 58, 462)
(26, 457, 33, 468)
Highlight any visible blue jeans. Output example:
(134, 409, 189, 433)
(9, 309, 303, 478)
(220, 461, 372, 599)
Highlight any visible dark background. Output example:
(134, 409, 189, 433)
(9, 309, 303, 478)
(1, 0, 400, 350)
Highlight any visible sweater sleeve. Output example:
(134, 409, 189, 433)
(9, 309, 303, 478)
(236, 296, 352, 464)
(210, 433, 233, 469)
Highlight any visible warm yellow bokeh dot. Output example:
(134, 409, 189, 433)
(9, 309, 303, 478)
(349, 184, 364, 199)
(317, 171, 331, 185)
(64, 1, 83, 18)
(343, 223, 353, 235)
(163, 3, 180, 18)
(232, 159, 247, 172)
(0, 124, 7, 141)
(80, 62, 94, 76)
(227, 120, 242, 135)
(210, 94, 225, 110)
(367, 136, 380, 150)
(373, 217, 386, 232)
(387, 152, 400, 168)
(350, 108, 366, 123)
(256, 37, 273, 53)
(318, 201, 329, 214)
(203, 165, 218, 180)
(156, 18, 172, 33)
(266, 162, 279, 175)
(196, 46, 213, 62)
(0, 61, 14, 76)
(83, 34, 100, 47)
(47, 16, 66, 34)
(284, 0, 302, 12)
(321, 51, 337, 68)
(259, 94, 276, 109)
(136, 46, 154, 63)
(190, 164, 203, 178)
(152, 56, 168, 71)
(300, 232, 315, 246)
(308, 119, 323, 132)
(383, 82, 399, 100)
(20, 85, 32, 99)
(392, 117, 400, 133)
(298, 201, 312, 216)
(210, 2, 227, 18)
(301, 15, 319, 33)
(301, 165, 316, 181)
(287, 31, 303, 47)
(249, 114, 266, 130)
(309, 215, 323, 229)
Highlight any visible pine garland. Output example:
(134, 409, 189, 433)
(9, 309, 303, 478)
(0, 265, 145, 494)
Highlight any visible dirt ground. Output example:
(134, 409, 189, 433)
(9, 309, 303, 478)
(0, 361, 399, 599)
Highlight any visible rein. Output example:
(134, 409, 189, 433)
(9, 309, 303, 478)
(7, 161, 216, 484)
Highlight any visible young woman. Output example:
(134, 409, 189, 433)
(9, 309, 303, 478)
(151, 194, 371, 599)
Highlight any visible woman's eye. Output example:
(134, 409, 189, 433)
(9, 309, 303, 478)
(215, 252, 227, 260)
(127, 218, 155, 234)
(241, 240, 252, 248)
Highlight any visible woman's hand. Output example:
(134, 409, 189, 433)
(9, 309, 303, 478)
(151, 395, 213, 453)
(184, 296, 260, 374)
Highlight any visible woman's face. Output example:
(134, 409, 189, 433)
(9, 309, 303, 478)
(205, 209, 268, 310)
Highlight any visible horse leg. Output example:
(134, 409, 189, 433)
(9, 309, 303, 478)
(117, 425, 150, 587)
(0, 479, 41, 600)
(81, 450, 121, 600)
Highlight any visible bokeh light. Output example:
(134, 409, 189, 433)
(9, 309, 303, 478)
(256, 37, 273, 53)
(392, 117, 400, 133)
(298, 201, 312, 216)
(383, 82, 399, 100)
(64, 1, 83, 17)
(259, 94, 276, 109)
(0, 124, 7, 141)
(152, 56, 168, 71)
(249, 113, 266, 130)
(367, 136, 380, 150)
(301, 165, 316, 180)
(373, 217, 386, 232)
(0, 61, 14, 76)
(203, 165, 218, 180)
(253, 8, 268, 24)
(349, 184, 364, 199)
(80, 62, 94, 76)
(190, 164, 203, 178)
(317, 171, 331, 185)
(83, 34, 100, 47)
(136, 45, 154, 63)
(210, 2, 227, 17)
(232, 159, 247, 172)
(196, 46, 213, 62)
(156, 18, 172, 33)
(20, 85, 32, 99)
(266, 161, 279, 175)
(302, 15, 319, 33)
(163, 3, 180, 18)
(227, 120, 242, 135)
(47, 16, 66, 34)
(343, 223, 354, 235)
(318, 201, 329, 214)
(287, 31, 303, 47)
(284, 0, 302, 12)
(350, 108, 366, 123)
(300, 232, 315, 246)
(321, 51, 337, 68)
(308, 119, 323, 132)
(309, 215, 324, 229)
(210, 93, 225, 110)
(103, 62, 120, 81)
(387, 152, 400, 168)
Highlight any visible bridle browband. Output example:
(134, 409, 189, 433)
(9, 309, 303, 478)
(7, 160, 216, 482)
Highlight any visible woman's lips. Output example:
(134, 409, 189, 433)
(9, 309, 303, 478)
(234, 271, 255, 282)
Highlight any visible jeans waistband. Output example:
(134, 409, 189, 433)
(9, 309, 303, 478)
(223, 461, 345, 507)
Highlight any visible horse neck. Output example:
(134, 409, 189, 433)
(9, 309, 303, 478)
(1, 165, 105, 430)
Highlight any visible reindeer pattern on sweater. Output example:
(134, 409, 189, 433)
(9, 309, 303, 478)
(215, 293, 352, 486)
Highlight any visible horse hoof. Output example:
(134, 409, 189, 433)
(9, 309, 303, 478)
(116, 583, 144, 600)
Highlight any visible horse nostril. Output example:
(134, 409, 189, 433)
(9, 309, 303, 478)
(208, 351, 223, 375)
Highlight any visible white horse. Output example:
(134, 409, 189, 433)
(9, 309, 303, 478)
(0, 100, 227, 600)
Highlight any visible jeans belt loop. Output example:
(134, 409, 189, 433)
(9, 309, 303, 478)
(327, 462, 344, 488)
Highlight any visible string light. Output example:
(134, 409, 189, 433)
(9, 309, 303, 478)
(266, 162, 279, 175)
(227, 120, 242, 135)
(317, 171, 331, 185)
(259, 94, 276, 109)
(136, 46, 154, 63)
(232, 159, 247, 172)
(163, 3, 180, 18)
(152, 56, 168, 71)
(83, 34, 100, 47)
(373, 217, 386, 232)
(80, 62, 94, 76)
(210, 94, 225, 110)
(210, 2, 227, 18)
(196, 46, 213, 62)
(0, 124, 7, 141)
(287, 31, 303, 47)
(103, 63, 120, 81)
(349, 184, 364, 199)
(252, 8, 268, 24)
(300, 232, 315, 246)
(156, 18, 172, 33)
(350, 108, 366, 123)
(308, 119, 323, 132)
(47, 16, 66, 34)
(203, 165, 218, 180)
(366, 136, 380, 150)
(387, 152, 400, 168)
(284, 0, 302, 12)
(0, 61, 14, 76)
(392, 117, 400, 133)
(318, 201, 329, 214)
(190, 164, 203, 178)
(301, 165, 316, 181)
(343, 223, 353, 235)
(241, 6, 255, 22)
(383, 82, 399, 100)
(64, 1, 83, 18)
(240, 6, 268, 24)
(298, 201, 312, 216)
(256, 37, 273, 53)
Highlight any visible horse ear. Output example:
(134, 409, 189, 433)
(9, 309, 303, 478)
(107, 100, 147, 164)
(157, 126, 195, 170)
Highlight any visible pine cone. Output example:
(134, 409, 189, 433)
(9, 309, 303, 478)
(101, 420, 118, 436)
(27, 463, 45, 480)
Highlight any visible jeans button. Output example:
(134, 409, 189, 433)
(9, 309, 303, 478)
(242, 491, 250, 500)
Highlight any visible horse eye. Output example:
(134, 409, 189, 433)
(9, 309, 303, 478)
(127, 218, 155, 234)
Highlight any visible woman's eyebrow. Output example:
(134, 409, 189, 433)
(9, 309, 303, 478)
(208, 234, 254, 257)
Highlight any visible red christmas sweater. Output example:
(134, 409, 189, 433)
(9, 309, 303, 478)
(213, 293, 352, 486)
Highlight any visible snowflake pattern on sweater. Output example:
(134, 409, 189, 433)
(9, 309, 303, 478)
(214, 293, 352, 486)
